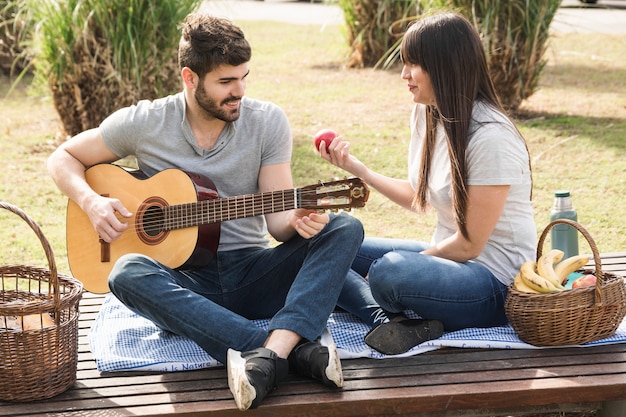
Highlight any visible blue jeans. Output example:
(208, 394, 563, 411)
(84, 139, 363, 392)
(338, 237, 509, 331)
(108, 213, 364, 364)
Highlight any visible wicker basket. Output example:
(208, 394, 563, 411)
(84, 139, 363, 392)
(0, 202, 83, 402)
(505, 219, 626, 347)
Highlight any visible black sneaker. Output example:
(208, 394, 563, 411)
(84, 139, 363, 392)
(227, 347, 288, 410)
(288, 340, 343, 388)
(364, 318, 444, 355)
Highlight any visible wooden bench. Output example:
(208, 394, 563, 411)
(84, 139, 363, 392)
(2, 252, 625, 417)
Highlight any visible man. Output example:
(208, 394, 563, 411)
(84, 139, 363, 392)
(47, 13, 364, 410)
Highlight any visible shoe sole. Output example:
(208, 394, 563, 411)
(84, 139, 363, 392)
(365, 319, 444, 355)
(324, 342, 344, 388)
(227, 349, 256, 411)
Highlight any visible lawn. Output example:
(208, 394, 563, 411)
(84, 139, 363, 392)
(0, 19, 625, 280)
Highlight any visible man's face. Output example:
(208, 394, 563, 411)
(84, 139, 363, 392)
(194, 63, 249, 122)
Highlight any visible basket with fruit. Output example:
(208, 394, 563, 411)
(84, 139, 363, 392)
(505, 219, 626, 347)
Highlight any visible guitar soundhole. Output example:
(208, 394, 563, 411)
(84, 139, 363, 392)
(137, 197, 168, 245)
(144, 205, 164, 236)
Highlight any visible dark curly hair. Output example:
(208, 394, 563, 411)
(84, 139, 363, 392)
(178, 13, 251, 79)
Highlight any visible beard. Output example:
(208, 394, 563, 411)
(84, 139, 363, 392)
(194, 83, 241, 122)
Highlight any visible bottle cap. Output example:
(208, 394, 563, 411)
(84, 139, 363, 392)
(555, 190, 571, 198)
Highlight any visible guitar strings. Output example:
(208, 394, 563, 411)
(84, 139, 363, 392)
(126, 189, 314, 231)
(116, 185, 357, 235)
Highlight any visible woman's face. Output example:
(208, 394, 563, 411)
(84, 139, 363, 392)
(401, 63, 436, 106)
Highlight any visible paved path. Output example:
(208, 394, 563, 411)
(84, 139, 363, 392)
(200, 0, 343, 26)
(554, 0, 626, 33)
(201, 0, 626, 33)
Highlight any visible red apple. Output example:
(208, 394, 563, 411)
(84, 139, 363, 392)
(314, 128, 338, 151)
(572, 274, 597, 289)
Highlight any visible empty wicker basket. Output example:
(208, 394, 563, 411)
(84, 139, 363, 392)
(0, 202, 83, 402)
(505, 219, 626, 347)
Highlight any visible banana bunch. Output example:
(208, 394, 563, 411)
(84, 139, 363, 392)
(513, 249, 590, 294)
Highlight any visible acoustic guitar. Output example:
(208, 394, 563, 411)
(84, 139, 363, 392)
(66, 164, 370, 293)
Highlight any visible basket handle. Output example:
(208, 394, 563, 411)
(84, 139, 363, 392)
(537, 219, 603, 305)
(0, 202, 60, 308)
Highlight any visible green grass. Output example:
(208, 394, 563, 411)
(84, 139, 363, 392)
(1, 20, 625, 277)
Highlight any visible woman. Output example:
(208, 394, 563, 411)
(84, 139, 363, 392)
(322, 12, 536, 355)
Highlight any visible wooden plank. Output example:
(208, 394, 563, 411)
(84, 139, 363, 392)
(584, 251, 626, 276)
(1, 252, 625, 417)
(5, 344, 626, 416)
(4, 372, 624, 417)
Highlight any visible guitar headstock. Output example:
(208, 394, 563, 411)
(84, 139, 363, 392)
(299, 177, 370, 211)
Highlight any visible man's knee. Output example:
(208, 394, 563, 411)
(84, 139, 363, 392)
(108, 253, 155, 291)
(330, 213, 364, 240)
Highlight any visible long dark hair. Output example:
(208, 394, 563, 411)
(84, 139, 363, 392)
(401, 12, 526, 240)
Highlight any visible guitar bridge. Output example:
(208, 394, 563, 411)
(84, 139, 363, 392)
(99, 238, 110, 263)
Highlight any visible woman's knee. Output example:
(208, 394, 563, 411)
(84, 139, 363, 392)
(368, 251, 441, 307)
(368, 252, 404, 301)
(369, 250, 407, 280)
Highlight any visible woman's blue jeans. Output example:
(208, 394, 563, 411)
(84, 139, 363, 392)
(108, 213, 364, 365)
(338, 237, 509, 331)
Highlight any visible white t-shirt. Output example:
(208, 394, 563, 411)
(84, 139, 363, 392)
(408, 101, 536, 285)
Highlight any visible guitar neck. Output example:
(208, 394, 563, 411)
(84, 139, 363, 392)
(163, 188, 299, 230)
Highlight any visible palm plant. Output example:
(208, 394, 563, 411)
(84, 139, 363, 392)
(0, 0, 31, 77)
(27, 0, 202, 137)
(338, 0, 561, 113)
(339, 0, 423, 68)
(457, 0, 561, 112)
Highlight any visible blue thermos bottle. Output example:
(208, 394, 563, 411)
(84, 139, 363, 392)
(550, 190, 579, 259)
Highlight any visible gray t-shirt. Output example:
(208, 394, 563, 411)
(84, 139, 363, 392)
(100, 93, 292, 251)
(408, 101, 536, 285)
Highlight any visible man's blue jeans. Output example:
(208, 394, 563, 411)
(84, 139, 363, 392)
(108, 213, 364, 364)
(338, 237, 509, 331)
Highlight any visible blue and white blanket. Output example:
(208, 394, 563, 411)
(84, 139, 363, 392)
(89, 293, 626, 373)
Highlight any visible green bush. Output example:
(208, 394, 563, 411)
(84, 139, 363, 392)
(338, 0, 561, 113)
(0, 0, 32, 77)
(453, 0, 561, 112)
(27, 0, 202, 137)
(339, 0, 421, 68)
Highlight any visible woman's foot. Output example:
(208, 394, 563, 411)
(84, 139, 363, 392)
(364, 318, 444, 355)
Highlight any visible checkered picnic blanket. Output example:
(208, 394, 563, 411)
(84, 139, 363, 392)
(89, 293, 626, 373)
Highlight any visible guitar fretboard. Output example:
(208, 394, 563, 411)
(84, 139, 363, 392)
(163, 188, 300, 230)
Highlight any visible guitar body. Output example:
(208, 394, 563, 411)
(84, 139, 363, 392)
(66, 164, 370, 294)
(66, 164, 219, 293)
